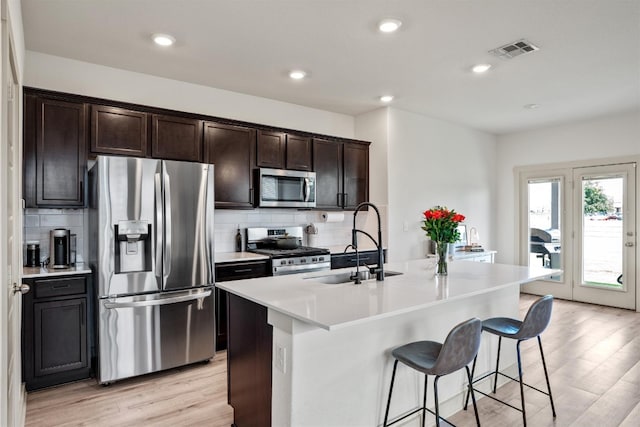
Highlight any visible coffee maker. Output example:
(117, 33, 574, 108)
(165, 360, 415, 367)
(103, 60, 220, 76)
(49, 228, 71, 269)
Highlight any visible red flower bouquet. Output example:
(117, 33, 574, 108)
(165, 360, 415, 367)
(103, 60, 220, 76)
(421, 206, 466, 275)
(421, 206, 466, 243)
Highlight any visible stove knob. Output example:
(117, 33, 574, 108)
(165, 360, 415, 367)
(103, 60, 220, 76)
(318, 256, 324, 262)
(280, 260, 286, 266)
(311, 257, 317, 262)
(288, 260, 294, 265)
(300, 259, 306, 263)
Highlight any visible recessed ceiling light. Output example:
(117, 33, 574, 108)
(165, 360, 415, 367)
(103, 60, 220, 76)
(379, 95, 394, 103)
(152, 33, 175, 47)
(524, 103, 539, 109)
(378, 19, 402, 33)
(289, 70, 307, 80)
(472, 64, 492, 73)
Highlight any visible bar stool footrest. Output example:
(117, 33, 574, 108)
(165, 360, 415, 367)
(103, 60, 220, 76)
(386, 406, 458, 427)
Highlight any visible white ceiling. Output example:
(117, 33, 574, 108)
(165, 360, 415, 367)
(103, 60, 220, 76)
(22, 0, 640, 134)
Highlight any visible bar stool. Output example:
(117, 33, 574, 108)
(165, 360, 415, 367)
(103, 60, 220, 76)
(383, 318, 482, 427)
(464, 295, 556, 426)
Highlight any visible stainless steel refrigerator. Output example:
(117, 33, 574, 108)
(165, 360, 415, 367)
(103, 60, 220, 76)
(89, 156, 215, 384)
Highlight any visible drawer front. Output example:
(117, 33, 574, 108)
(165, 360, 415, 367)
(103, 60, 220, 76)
(331, 251, 380, 269)
(35, 277, 86, 298)
(215, 261, 269, 282)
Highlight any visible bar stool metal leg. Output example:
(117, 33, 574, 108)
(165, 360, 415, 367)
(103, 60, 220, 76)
(465, 365, 481, 427)
(463, 355, 478, 410)
(538, 336, 556, 417)
(422, 374, 428, 427)
(434, 376, 441, 427)
(516, 340, 527, 427)
(383, 360, 399, 427)
(493, 336, 502, 393)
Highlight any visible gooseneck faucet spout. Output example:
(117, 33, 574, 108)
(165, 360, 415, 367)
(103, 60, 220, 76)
(351, 202, 384, 283)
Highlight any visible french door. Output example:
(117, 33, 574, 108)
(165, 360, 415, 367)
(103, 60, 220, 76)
(520, 162, 637, 310)
(572, 164, 636, 309)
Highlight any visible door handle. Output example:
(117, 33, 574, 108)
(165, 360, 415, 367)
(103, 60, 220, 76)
(104, 289, 212, 309)
(625, 242, 634, 247)
(13, 283, 30, 294)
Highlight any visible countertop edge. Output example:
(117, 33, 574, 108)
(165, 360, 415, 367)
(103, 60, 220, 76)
(23, 265, 92, 278)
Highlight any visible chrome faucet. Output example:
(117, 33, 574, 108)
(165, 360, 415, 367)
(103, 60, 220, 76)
(351, 202, 384, 284)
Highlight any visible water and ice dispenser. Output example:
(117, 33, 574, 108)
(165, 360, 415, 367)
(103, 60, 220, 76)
(114, 220, 152, 273)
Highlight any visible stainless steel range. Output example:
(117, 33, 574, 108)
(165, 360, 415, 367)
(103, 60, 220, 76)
(246, 226, 330, 276)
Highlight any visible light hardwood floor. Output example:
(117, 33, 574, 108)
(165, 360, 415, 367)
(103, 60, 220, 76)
(25, 294, 640, 426)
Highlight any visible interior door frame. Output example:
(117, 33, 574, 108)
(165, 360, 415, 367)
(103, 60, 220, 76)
(516, 156, 640, 313)
(1, 0, 26, 425)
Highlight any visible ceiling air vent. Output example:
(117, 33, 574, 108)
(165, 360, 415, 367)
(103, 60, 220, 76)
(489, 39, 539, 59)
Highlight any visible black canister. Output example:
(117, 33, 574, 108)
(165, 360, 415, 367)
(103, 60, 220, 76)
(26, 242, 40, 267)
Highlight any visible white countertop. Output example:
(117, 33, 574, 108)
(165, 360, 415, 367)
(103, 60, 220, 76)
(23, 264, 92, 278)
(217, 259, 560, 331)
(214, 252, 270, 263)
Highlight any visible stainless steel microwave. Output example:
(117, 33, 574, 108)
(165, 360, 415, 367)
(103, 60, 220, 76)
(258, 168, 316, 208)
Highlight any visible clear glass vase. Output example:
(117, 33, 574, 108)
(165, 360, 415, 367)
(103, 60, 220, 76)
(436, 241, 449, 276)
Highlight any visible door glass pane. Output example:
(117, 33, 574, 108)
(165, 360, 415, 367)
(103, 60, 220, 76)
(581, 176, 623, 288)
(528, 178, 562, 280)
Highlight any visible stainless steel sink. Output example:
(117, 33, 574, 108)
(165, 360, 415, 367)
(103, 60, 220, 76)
(306, 270, 402, 284)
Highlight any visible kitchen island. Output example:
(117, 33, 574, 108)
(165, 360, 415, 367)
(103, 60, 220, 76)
(217, 259, 559, 427)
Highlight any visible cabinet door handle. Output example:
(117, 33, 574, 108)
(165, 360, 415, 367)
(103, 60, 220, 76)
(79, 180, 84, 204)
(80, 302, 85, 326)
(250, 188, 254, 204)
(233, 268, 253, 274)
(53, 284, 71, 289)
(343, 193, 348, 207)
(336, 193, 342, 208)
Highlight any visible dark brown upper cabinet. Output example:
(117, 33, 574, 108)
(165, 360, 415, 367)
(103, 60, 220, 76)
(342, 142, 369, 209)
(256, 130, 286, 169)
(23, 94, 87, 208)
(285, 135, 312, 171)
(313, 138, 369, 210)
(151, 114, 203, 162)
(313, 138, 343, 209)
(90, 105, 148, 157)
(204, 122, 257, 209)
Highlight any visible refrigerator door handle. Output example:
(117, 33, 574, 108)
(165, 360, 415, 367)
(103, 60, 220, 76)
(163, 168, 172, 279)
(155, 172, 163, 281)
(103, 289, 212, 309)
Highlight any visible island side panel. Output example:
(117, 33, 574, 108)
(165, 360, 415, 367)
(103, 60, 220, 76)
(227, 293, 273, 427)
(269, 285, 520, 427)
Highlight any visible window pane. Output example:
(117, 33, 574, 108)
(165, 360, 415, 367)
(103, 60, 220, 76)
(528, 179, 562, 280)
(581, 176, 623, 288)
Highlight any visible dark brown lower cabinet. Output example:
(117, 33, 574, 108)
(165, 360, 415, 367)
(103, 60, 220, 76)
(227, 293, 273, 427)
(214, 260, 269, 351)
(22, 274, 92, 391)
(330, 249, 387, 270)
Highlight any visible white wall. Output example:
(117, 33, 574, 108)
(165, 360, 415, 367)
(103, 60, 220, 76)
(495, 109, 640, 263)
(354, 108, 390, 253)
(7, 0, 25, 78)
(386, 108, 497, 262)
(24, 52, 355, 138)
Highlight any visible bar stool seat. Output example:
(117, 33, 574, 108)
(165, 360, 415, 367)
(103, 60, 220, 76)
(384, 318, 482, 427)
(464, 295, 556, 426)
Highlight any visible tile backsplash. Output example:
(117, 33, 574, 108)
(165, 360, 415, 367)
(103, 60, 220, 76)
(22, 205, 388, 264)
(214, 207, 387, 253)
(23, 208, 86, 265)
